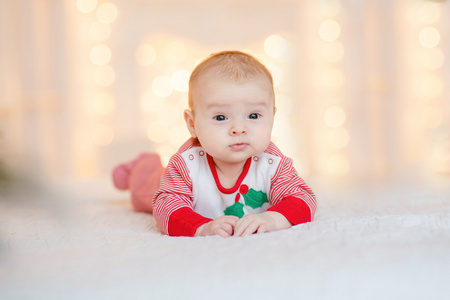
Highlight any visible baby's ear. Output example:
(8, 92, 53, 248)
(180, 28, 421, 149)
(184, 109, 197, 138)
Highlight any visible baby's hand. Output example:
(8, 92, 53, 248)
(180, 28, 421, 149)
(233, 211, 292, 237)
(194, 215, 239, 238)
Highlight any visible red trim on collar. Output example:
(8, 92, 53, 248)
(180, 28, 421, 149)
(206, 154, 252, 194)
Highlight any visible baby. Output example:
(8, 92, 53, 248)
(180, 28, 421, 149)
(113, 50, 316, 237)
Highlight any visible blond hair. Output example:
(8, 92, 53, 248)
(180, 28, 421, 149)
(188, 50, 274, 110)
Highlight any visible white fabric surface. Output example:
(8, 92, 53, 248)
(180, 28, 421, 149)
(1, 177, 449, 299)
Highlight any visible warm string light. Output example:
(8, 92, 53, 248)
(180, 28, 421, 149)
(263, 35, 300, 161)
(90, 44, 111, 66)
(264, 35, 287, 58)
(414, 1, 448, 174)
(136, 39, 192, 164)
(89, 2, 117, 148)
(316, 0, 349, 178)
(77, 0, 98, 14)
(77, 0, 118, 177)
(135, 44, 156, 66)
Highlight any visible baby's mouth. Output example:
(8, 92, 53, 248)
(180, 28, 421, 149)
(229, 143, 249, 151)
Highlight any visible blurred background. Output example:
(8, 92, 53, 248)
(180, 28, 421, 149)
(0, 0, 449, 189)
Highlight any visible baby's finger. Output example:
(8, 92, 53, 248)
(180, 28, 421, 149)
(256, 224, 268, 234)
(216, 227, 232, 238)
(235, 221, 258, 237)
(221, 223, 234, 236)
(233, 219, 250, 236)
(241, 223, 259, 236)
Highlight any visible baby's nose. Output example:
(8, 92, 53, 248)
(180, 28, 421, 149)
(230, 125, 246, 135)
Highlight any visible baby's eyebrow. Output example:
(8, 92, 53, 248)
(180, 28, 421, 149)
(206, 102, 229, 110)
(207, 100, 269, 110)
(250, 100, 270, 107)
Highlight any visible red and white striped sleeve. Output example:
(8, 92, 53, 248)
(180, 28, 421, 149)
(265, 143, 317, 225)
(152, 142, 212, 236)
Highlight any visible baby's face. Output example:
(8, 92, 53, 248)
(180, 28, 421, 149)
(186, 75, 275, 168)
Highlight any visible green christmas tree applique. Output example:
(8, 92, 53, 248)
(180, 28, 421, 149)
(242, 188, 268, 209)
(223, 201, 245, 218)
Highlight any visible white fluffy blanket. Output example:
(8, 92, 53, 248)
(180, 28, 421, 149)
(1, 178, 449, 299)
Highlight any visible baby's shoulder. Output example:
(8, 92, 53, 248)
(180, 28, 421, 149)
(261, 142, 294, 171)
(263, 142, 284, 158)
(177, 137, 201, 154)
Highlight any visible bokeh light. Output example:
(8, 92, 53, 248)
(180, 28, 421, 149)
(147, 122, 168, 143)
(272, 118, 292, 141)
(319, 68, 344, 90)
(429, 127, 450, 142)
(319, 20, 341, 42)
(93, 65, 115, 87)
(89, 23, 111, 42)
(171, 70, 190, 92)
(417, 2, 440, 24)
(419, 26, 440, 48)
(91, 124, 114, 146)
(274, 94, 293, 116)
(433, 142, 450, 162)
(319, 0, 341, 17)
(168, 124, 190, 147)
(164, 41, 187, 64)
(326, 154, 349, 177)
(264, 35, 287, 58)
(156, 104, 179, 127)
(322, 41, 344, 63)
(267, 64, 283, 87)
(91, 92, 115, 115)
(421, 107, 443, 129)
(136, 44, 157, 66)
(324, 106, 346, 128)
(96, 2, 118, 24)
(157, 144, 178, 166)
(419, 74, 443, 98)
(152, 75, 173, 98)
(77, 0, 98, 14)
(90, 44, 112, 66)
(422, 48, 444, 70)
(140, 92, 165, 113)
(327, 127, 350, 149)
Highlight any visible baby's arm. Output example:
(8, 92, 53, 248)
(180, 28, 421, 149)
(195, 215, 239, 238)
(153, 151, 214, 236)
(231, 151, 316, 237)
(233, 211, 291, 237)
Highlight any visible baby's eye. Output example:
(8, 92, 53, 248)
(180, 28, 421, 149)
(248, 113, 259, 120)
(214, 115, 227, 121)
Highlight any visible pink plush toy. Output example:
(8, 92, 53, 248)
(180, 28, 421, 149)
(112, 153, 165, 213)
